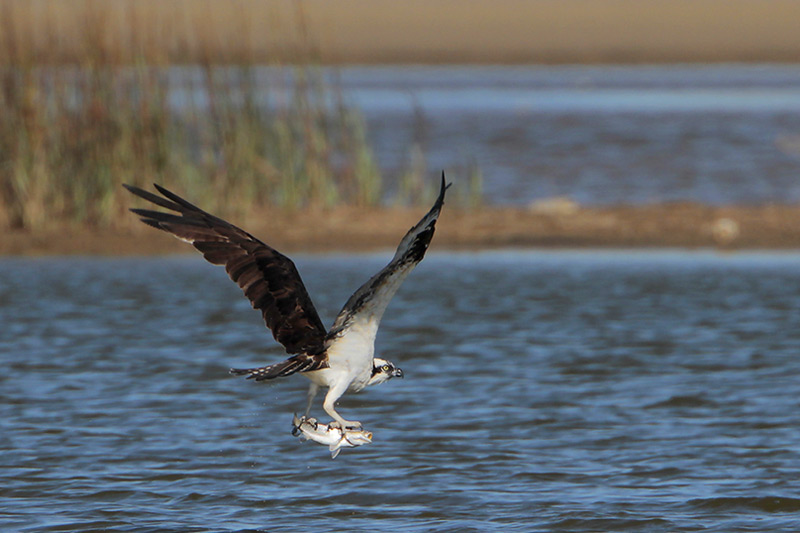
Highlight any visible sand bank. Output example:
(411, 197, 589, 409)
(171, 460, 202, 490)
(4, 0, 800, 64)
(4, 203, 800, 256)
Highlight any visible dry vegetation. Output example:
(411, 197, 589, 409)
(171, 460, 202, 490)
(2, 0, 800, 250)
(0, 0, 305, 65)
(0, 0, 481, 232)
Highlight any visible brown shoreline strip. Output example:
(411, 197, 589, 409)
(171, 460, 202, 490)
(4, 204, 800, 256)
(4, 0, 800, 65)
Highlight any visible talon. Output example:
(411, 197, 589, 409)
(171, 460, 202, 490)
(292, 414, 306, 436)
(293, 415, 319, 435)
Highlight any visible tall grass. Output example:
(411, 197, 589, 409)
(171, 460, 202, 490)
(0, 0, 482, 231)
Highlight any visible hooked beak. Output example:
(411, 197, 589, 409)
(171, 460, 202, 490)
(394, 368, 404, 379)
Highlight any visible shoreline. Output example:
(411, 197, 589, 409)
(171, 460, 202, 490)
(4, 204, 800, 256)
(5, 1, 800, 65)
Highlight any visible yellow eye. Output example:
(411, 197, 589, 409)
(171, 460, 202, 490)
(381, 364, 390, 372)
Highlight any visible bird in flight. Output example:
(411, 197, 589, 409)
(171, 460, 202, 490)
(124, 175, 449, 431)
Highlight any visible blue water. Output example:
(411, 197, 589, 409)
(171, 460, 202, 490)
(37, 64, 800, 205)
(343, 65, 800, 206)
(161, 64, 800, 206)
(3, 251, 800, 531)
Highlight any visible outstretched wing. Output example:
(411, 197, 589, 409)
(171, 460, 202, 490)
(327, 173, 450, 343)
(124, 183, 328, 356)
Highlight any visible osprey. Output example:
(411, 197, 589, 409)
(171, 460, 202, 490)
(124, 175, 449, 430)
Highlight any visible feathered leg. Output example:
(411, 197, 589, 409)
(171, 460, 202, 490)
(292, 383, 322, 436)
(304, 383, 319, 419)
(323, 381, 361, 430)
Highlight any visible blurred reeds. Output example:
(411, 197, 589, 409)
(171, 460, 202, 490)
(0, 0, 480, 231)
(0, 0, 303, 65)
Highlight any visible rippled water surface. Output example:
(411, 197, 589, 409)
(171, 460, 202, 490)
(3, 251, 800, 532)
(347, 65, 800, 205)
(165, 64, 800, 205)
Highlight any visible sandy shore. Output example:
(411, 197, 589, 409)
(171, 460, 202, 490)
(4, 204, 800, 256)
(5, 0, 800, 64)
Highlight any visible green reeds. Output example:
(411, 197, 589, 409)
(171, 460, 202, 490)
(0, 61, 376, 229)
(0, 0, 482, 231)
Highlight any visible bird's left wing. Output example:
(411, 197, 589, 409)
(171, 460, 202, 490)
(124, 183, 328, 356)
(327, 173, 450, 342)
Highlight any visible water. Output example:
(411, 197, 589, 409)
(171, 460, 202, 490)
(342, 65, 800, 206)
(3, 251, 800, 531)
(170, 64, 800, 205)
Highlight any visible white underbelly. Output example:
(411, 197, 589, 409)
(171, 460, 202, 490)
(303, 368, 333, 386)
(326, 322, 376, 372)
(302, 365, 372, 393)
(306, 320, 376, 391)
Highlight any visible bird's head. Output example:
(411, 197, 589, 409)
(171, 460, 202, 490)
(367, 358, 403, 386)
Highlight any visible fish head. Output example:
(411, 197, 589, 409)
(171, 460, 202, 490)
(344, 429, 373, 446)
(329, 428, 373, 458)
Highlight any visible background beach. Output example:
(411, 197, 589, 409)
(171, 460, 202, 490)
(2, 0, 800, 251)
(6, 0, 800, 64)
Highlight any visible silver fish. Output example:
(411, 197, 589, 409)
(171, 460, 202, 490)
(292, 415, 373, 458)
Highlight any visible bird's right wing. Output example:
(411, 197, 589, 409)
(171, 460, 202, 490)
(327, 173, 450, 344)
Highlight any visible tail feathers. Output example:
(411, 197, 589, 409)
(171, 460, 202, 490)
(230, 355, 324, 381)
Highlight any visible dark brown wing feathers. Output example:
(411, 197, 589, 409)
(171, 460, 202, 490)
(329, 173, 450, 336)
(124, 183, 328, 356)
(229, 353, 327, 381)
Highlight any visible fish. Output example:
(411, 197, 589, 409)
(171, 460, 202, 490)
(291, 414, 373, 458)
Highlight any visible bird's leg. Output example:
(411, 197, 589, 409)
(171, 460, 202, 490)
(323, 381, 362, 430)
(302, 383, 319, 428)
(292, 383, 322, 436)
